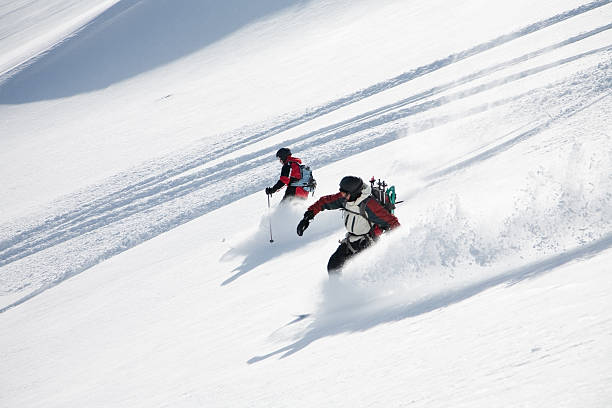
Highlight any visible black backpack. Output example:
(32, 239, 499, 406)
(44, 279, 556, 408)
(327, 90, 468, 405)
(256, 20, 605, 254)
(367, 177, 396, 214)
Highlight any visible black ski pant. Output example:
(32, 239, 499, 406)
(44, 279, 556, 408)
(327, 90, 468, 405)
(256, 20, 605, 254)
(327, 237, 371, 276)
(281, 188, 307, 203)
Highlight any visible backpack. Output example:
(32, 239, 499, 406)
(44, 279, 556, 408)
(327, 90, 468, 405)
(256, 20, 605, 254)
(347, 177, 397, 235)
(290, 163, 317, 194)
(364, 177, 396, 214)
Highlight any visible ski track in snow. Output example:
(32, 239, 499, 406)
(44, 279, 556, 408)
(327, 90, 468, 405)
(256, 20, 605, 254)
(1, 2, 612, 312)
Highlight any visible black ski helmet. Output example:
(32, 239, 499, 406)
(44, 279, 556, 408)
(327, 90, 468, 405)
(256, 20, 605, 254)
(276, 147, 291, 162)
(339, 176, 364, 197)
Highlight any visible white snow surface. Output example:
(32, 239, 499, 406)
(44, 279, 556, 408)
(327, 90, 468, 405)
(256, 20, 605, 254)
(1, 0, 611, 406)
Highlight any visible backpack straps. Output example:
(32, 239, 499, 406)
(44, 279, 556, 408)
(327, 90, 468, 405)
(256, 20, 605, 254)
(342, 197, 375, 231)
(358, 197, 375, 230)
(286, 159, 302, 184)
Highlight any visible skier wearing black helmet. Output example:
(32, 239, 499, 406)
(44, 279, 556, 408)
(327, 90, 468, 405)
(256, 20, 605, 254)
(296, 176, 400, 275)
(265, 148, 310, 201)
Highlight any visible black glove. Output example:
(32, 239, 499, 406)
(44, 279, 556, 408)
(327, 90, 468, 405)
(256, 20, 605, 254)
(297, 210, 315, 236)
(265, 187, 274, 196)
(296, 218, 309, 236)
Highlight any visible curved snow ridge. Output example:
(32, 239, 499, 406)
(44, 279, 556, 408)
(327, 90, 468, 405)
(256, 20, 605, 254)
(0, 0, 138, 87)
(0, 0, 121, 78)
(0, 0, 307, 104)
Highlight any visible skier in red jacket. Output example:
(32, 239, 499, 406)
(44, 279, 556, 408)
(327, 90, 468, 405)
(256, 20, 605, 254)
(296, 176, 400, 275)
(265, 148, 310, 202)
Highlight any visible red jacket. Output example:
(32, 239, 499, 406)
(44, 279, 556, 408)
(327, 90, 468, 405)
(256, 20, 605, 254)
(308, 191, 400, 237)
(270, 156, 309, 198)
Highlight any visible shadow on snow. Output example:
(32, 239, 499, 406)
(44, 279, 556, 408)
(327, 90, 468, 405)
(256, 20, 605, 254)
(247, 233, 612, 363)
(0, 0, 306, 103)
(220, 204, 340, 285)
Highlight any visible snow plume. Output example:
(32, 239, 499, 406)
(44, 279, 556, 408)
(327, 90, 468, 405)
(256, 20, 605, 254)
(314, 134, 612, 317)
(220, 198, 341, 285)
(501, 139, 612, 254)
(224, 198, 341, 254)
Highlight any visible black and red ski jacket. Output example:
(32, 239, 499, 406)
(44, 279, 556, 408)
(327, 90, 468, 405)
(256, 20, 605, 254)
(308, 192, 400, 236)
(270, 156, 309, 198)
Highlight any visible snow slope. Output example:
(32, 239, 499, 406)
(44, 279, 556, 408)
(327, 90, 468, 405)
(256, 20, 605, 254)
(1, 0, 611, 406)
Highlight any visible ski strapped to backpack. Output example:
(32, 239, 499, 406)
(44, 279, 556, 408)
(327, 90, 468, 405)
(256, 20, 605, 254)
(368, 176, 397, 214)
(290, 163, 317, 194)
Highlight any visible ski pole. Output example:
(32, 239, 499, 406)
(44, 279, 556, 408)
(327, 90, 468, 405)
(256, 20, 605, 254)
(267, 194, 274, 243)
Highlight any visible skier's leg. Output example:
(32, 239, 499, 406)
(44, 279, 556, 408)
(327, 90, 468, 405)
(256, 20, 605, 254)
(280, 191, 293, 204)
(327, 242, 351, 276)
(327, 237, 373, 276)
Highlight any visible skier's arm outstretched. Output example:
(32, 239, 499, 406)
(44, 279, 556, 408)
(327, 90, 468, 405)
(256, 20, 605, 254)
(296, 193, 399, 236)
(309, 192, 347, 214)
(296, 193, 346, 236)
